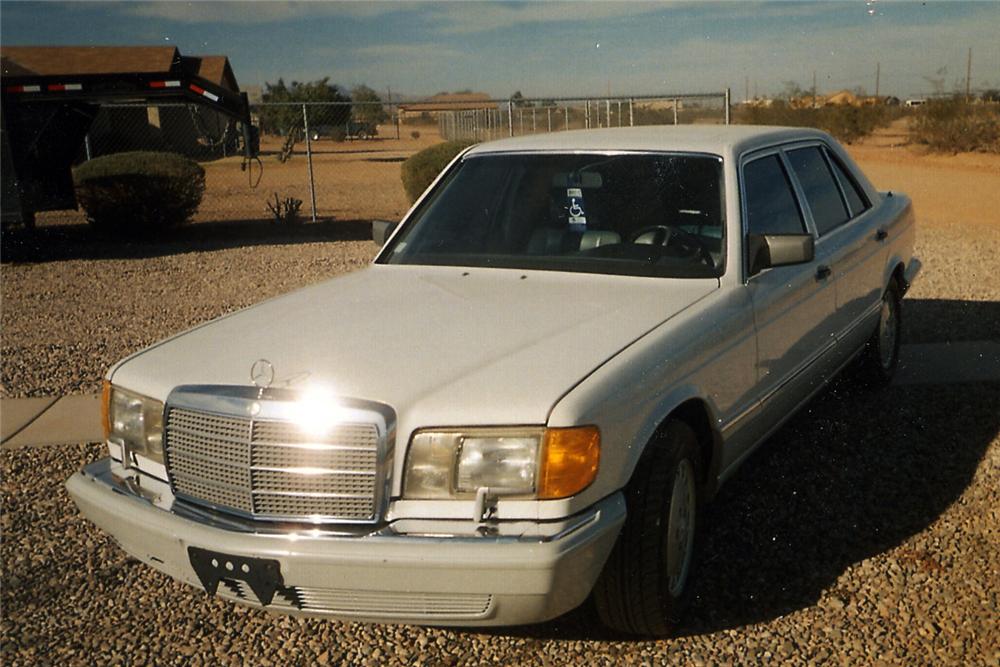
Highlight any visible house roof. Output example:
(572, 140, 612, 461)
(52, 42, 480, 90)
(180, 55, 239, 91)
(0, 46, 240, 92)
(1, 46, 180, 77)
(400, 92, 497, 112)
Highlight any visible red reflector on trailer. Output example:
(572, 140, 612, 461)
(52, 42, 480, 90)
(47, 84, 65, 91)
(150, 80, 181, 89)
(189, 83, 206, 94)
(5, 85, 41, 93)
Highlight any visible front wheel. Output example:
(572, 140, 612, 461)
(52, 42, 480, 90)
(592, 420, 702, 636)
(859, 278, 902, 385)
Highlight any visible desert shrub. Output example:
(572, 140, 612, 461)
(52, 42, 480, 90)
(910, 97, 1000, 153)
(410, 130, 421, 140)
(74, 151, 205, 233)
(735, 101, 899, 143)
(400, 141, 474, 202)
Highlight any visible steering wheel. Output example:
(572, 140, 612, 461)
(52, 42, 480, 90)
(628, 225, 715, 268)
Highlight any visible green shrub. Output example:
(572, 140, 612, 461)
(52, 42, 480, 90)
(735, 101, 899, 143)
(400, 141, 473, 202)
(74, 151, 205, 233)
(910, 98, 1000, 153)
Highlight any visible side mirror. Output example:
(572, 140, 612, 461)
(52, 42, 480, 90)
(372, 220, 398, 247)
(748, 233, 814, 276)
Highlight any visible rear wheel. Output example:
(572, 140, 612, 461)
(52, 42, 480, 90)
(592, 420, 702, 636)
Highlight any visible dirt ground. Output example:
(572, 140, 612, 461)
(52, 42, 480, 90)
(848, 119, 1000, 228)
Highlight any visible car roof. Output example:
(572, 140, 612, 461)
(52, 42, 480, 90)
(463, 124, 833, 159)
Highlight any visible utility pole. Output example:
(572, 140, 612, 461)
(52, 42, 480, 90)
(875, 62, 880, 98)
(966, 47, 972, 100)
(812, 70, 817, 108)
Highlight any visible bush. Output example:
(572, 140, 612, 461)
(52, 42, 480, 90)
(410, 130, 421, 140)
(400, 141, 473, 202)
(74, 151, 205, 233)
(910, 97, 1000, 153)
(735, 101, 899, 144)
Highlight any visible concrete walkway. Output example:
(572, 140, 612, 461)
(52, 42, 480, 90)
(1, 341, 998, 449)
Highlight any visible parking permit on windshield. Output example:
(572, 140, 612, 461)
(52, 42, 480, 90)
(566, 188, 587, 231)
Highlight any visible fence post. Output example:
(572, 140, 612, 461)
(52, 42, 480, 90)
(508, 100, 514, 137)
(629, 98, 634, 126)
(532, 107, 536, 133)
(302, 104, 317, 223)
(725, 88, 731, 125)
(585, 100, 590, 129)
(617, 100, 622, 127)
(606, 100, 611, 128)
(564, 106, 569, 131)
(673, 100, 678, 125)
(547, 107, 552, 132)
(84, 134, 93, 161)
(519, 108, 524, 134)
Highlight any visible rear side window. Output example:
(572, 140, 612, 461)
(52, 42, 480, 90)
(743, 154, 806, 235)
(828, 154, 869, 217)
(786, 147, 849, 235)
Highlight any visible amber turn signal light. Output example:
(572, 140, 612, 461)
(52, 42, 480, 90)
(101, 380, 112, 441)
(538, 426, 600, 499)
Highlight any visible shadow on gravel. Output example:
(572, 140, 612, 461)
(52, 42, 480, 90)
(489, 371, 999, 641)
(0, 218, 376, 263)
(903, 297, 1000, 344)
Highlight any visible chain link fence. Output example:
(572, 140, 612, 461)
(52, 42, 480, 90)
(43, 91, 730, 227)
(434, 92, 731, 142)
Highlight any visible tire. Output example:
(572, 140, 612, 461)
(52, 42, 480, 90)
(859, 278, 902, 385)
(592, 420, 702, 636)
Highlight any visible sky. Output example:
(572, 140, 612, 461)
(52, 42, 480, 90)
(2, 1, 998, 100)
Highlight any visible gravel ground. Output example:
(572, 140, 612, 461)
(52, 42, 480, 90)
(1, 222, 378, 398)
(2, 206, 999, 663)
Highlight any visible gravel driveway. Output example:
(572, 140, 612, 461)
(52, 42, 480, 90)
(2, 220, 998, 665)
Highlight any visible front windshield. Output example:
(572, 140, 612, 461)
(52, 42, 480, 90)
(382, 152, 725, 278)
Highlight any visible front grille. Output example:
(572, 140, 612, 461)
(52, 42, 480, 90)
(220, 581, 494, 619)
(164, 407, 381, 522)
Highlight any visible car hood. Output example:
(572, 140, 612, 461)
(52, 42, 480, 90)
(112, 264, 717, 428)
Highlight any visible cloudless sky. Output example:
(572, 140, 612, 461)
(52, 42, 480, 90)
(2, 1, 998, 99)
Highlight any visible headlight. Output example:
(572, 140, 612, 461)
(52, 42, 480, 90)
(102, 380, 164, 465)
(403, 426, 599, 500)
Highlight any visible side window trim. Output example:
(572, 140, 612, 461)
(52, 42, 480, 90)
(775, 148, 819, 236)
(738, 145, 816, 283)
(820, 147, 854, 219)
(823, 146, 871, 219)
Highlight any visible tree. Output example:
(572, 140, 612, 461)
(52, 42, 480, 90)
(510, 90, 529, 107)
(351, 85, 389, 124)
(781, 81, 805, 100)
(258, 78, 351, 138)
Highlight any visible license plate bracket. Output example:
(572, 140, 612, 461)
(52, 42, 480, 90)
(188, 546, 289, 606)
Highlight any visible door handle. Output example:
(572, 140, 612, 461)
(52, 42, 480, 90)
(815, 265, 832, 281)
(875, 227, 888, 241)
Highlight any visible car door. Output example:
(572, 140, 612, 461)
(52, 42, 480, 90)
(784, 144, 884, 358)
(730, 149, 837, 457)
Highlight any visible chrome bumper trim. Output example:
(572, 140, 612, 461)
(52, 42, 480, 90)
(82, 458, 616, 543)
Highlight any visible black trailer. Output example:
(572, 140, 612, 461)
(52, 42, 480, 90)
(1, 47, 258, 229)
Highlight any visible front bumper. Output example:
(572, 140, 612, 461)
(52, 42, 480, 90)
(66, 459, 625, 626)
